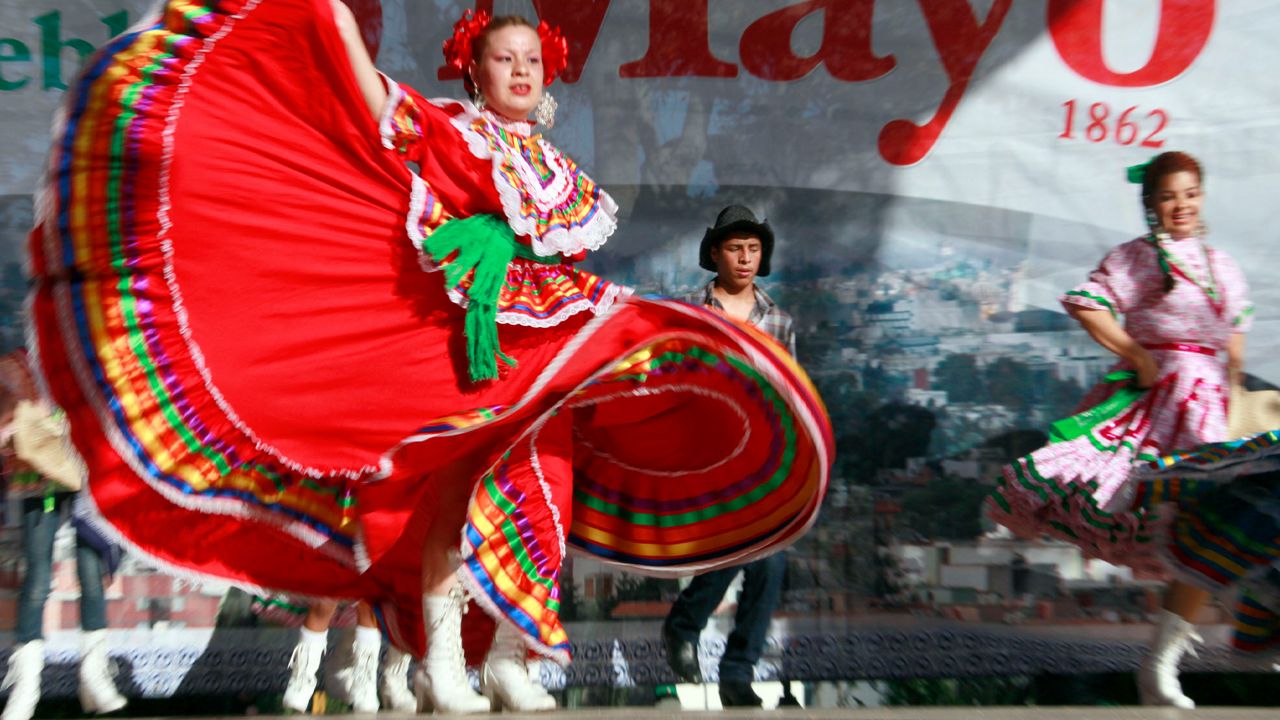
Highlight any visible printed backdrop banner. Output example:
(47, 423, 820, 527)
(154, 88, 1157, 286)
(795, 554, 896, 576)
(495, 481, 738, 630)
(2, 1, 1277, 364)
(0, 0, 1278, 704)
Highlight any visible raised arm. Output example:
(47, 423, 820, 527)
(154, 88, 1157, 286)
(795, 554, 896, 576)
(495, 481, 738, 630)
(331, 0, 387, 120)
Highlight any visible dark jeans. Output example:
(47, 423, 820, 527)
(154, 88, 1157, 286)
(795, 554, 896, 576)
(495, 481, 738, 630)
(664, 552, 787, 683)
(16, 492, 107, 642)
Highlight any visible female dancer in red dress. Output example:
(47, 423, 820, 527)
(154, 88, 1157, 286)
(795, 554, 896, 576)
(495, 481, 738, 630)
(27, 0, 833, 713)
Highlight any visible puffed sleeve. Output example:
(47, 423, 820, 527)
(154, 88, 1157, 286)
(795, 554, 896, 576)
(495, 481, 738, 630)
(1215, 250, 1255, 332)
(373, 77, 502, 227)
(376, 74, 433, 163)
(1060, 241, 1146, 318)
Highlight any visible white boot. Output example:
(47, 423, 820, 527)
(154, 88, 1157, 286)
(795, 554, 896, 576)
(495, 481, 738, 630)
(480, 622, 555, 712)
(79, 631, 127, 714)
(378, 645, 416, 713)
(1, 641, 44, 720)
(282, 634, 326, 713)
(415, 588, 490, 714)
(347, 638, 379, 713)
(1138, 610, 1199, 708)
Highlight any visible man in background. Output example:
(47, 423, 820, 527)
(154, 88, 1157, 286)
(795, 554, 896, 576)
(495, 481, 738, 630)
(661, 204, 795, 709)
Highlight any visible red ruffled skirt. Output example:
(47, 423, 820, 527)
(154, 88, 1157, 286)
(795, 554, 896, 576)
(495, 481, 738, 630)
(28, 0, 832, 661)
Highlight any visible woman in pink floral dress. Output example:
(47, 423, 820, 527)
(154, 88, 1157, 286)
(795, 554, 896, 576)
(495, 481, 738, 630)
(990, 151, 1271, 710)
(988, 151, 1253, 568)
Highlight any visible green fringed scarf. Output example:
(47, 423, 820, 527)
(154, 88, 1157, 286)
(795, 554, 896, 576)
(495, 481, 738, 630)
(422, 214, 560, 382)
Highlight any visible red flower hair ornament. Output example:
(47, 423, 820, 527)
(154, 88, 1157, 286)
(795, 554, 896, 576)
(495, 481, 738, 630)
(442, 10, 569, 94)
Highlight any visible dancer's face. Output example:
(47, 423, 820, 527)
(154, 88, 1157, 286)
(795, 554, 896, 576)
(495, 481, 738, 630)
(470, 25, 544, 121)
(711, 233, 763, 293)
(1149, 170, 1202, 238)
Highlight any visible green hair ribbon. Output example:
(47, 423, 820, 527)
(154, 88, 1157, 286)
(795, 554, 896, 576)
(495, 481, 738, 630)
(1126, 159, 1152, 184)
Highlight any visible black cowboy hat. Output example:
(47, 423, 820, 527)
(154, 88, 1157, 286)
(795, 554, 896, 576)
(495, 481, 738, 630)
(699, 205, 775, 277)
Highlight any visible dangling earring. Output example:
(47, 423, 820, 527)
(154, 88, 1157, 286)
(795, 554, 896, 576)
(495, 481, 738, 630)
(1144, 207, 1159, 234)
(1144, 207, 1171, 241)
(535, 91, 557, 128)
(468, 73, 485, 111)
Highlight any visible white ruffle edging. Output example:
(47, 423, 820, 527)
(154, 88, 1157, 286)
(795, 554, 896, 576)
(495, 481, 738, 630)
(434, 98, 618, 259)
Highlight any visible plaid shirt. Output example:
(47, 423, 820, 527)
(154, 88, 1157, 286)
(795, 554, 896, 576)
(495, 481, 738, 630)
(688, 280, 796, 357)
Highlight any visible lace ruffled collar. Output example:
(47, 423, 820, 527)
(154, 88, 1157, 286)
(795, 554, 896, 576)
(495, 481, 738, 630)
(437, 99, 619, 259)
(479, 108, 535, 137)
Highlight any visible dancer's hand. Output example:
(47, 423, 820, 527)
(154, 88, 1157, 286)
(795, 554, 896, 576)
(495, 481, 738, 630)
(1131, 347, 1159, 389)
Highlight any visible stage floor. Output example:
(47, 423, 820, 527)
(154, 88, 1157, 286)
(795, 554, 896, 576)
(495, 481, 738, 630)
(204, 710, 1277, 719)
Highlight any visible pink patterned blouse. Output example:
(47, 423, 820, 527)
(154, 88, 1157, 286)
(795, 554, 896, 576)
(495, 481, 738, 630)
(1061, 235, 1253, 348)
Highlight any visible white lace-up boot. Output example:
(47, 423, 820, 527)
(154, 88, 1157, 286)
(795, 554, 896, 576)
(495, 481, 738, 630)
(378, 645, 416, 713)
(480, 622, 555, 711)
(1138, 610, 1200, 708)
(414, 587, 490, 714)
(1, 641, 44, 720)
(78, 631, 126, 714)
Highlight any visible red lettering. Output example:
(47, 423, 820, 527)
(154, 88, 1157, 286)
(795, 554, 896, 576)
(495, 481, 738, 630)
(437, 0, 493, 82)
(1048, 0, 1214, 86)
(619, 0, 737, 78)
(530, 0, 611, 83)
(878, 0, 1013, 166)
(739, 0, 894, 82)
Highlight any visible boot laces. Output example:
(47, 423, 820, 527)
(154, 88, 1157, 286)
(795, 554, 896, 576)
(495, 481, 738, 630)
(427, 586, 469, 684)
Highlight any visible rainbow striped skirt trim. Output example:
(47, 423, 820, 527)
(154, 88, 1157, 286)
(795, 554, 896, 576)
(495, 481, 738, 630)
(1137, 432, 1280, 652)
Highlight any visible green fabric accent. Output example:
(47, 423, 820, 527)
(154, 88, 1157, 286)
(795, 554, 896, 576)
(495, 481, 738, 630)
(1020, 453, 1157, 540)
(1146, 235, 1176, 293)
(1235, 305, 1255, 326)
(1019, 458, 1066, 504)
(1047, 519, 1080, 539)
(1147, 234, 1220, 303)
(422, 215, 559, 382)
(1063, 290, 1117, 318)
(254, 596, 307, 616)
(1047, 371, 1142, 443)
(990, 488, 1011, 514)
